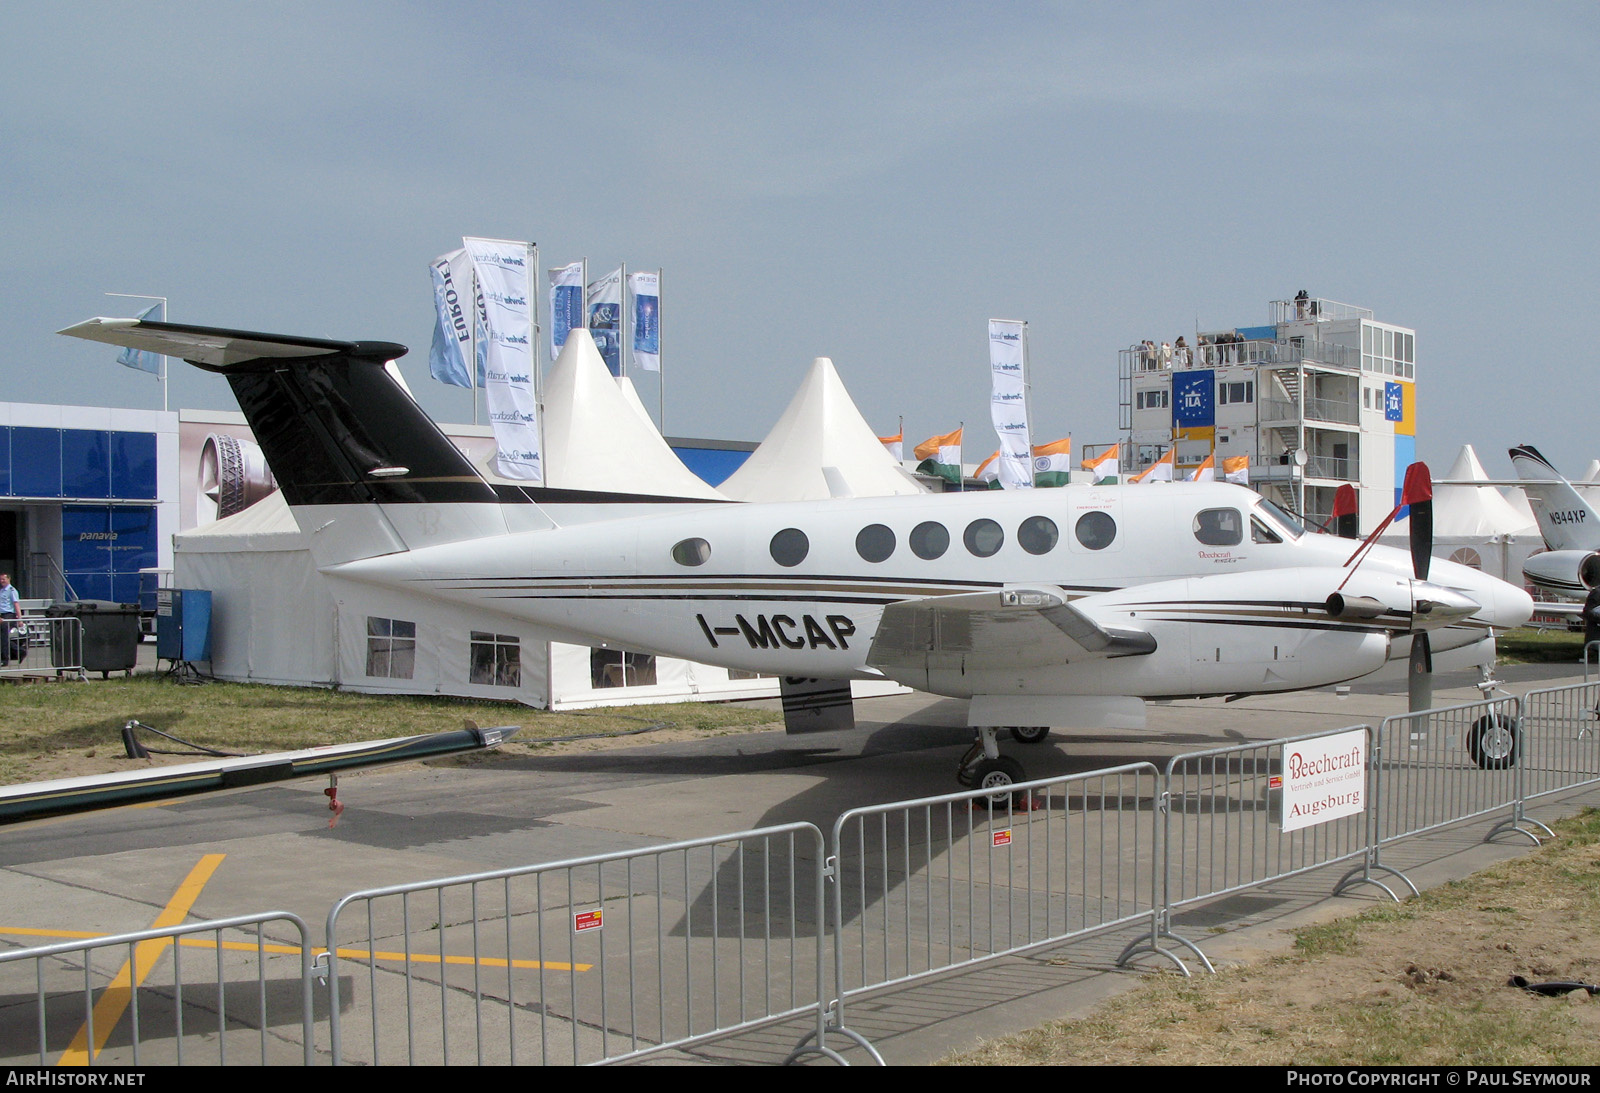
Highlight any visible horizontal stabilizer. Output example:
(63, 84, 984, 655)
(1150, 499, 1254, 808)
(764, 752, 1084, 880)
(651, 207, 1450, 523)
(59, 317, 405, 370)
(0, 726, 518, 826)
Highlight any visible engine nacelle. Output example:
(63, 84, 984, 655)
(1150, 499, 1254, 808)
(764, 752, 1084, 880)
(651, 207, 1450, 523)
(1522, 550, 1600, 597)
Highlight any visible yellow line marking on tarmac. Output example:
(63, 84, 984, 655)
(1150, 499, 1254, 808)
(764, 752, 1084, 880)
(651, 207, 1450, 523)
(58, 853, 226, 1067)
(6, 927, 591, 973)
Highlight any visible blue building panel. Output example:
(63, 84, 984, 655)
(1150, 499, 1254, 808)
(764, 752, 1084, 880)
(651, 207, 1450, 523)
(110, 431, 158, 499)
(0, 427, 10, 495)
(62, 429, 111, 499)
(11, 428, 62, 498)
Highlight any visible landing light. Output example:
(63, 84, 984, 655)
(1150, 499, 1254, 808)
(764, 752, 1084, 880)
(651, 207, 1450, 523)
(1001, 589, 1062, 608)
(369, 466, 410, 478)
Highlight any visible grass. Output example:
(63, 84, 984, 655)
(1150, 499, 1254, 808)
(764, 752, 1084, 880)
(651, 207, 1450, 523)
(943, 809, 1600, 1067)
(0, 676, 782, 784)
(1497, 626, 1588, 665)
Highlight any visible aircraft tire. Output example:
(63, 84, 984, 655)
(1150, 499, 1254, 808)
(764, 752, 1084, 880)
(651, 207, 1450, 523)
(1467, 714, 1519, 770)
(969, 756, 1027, 808)
(1009, 726, 1050, 745)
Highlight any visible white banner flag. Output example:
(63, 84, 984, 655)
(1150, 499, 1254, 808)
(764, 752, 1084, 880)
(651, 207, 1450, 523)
(428, 248, 474, 388)
(628, 269, 660, 372)
(587, 268, 623, 377)
(549, 262, 585, 362)
(466, 237, 542, 482)
(988, 319, 1033, 489)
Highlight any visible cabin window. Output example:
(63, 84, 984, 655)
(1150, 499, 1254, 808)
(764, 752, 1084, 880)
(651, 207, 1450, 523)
(769, 528, 809, 567)
(964, 518, 1004, 557)
(1193, 507, 1244, 546)
(1017, 515, 1059, 555)
(909, 521, 949, 560)
(1074, 511, 1117, 550)
(366, 617, 415, 679)
(672, 537, 711, 566)
(470, 632, 521, 688)
(855, 524, 895, 563)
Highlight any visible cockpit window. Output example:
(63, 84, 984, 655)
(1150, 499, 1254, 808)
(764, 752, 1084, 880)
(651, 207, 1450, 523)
(1193, 508, 1243, 547)
(1074, 510, 1117, 550)
(1250, 517, 1283, 544)
(1255, 498, 1305, 540)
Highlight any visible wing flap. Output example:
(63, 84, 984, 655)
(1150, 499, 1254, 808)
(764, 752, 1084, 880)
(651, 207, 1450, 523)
(867, 586, 1155, 674)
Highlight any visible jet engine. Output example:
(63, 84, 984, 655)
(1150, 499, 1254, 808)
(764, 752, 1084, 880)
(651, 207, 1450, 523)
(1522, 550, 1600, 596)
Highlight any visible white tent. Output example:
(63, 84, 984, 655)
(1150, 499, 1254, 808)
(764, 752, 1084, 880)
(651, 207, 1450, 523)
(1382, 445, 1539, 585)
(540, 329, 724, 499)
(718, 357, 927, 502)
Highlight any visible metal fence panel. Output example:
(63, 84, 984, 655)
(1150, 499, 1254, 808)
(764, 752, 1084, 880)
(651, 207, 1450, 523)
(829, 764, 1160, 1003)
(1519, 682, 1600, 802)
(324, 823, 828, 1066)
(0, 616, 84, 679)
(0, 913, 314, 1066)
(1161, 727, 1375, 913)
(1373, 698, 1522, 847)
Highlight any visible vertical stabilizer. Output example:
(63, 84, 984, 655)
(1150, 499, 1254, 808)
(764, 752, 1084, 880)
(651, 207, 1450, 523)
(1509, 445, 1600, 551)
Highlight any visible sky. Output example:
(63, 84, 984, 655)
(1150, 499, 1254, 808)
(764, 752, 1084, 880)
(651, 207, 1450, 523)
(4, 3, 1596, 480)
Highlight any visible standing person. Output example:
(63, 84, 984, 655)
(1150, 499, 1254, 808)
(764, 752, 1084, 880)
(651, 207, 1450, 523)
(0, 574, 19, 667)
(1583, 584, 1600, 664)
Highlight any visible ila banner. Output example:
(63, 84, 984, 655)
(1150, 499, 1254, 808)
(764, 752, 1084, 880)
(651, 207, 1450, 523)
(629, 269, 660, 372)
(466, 237, 542, 482)
(988, 319, 1033, 489)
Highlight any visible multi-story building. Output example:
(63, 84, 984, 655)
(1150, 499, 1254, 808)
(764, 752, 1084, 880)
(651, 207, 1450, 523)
(1120, 294, 1416, 532)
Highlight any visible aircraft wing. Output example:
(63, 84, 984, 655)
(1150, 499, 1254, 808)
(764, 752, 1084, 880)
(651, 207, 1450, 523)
(867, 586, 1155, 673)
(0, 725, 516, 826)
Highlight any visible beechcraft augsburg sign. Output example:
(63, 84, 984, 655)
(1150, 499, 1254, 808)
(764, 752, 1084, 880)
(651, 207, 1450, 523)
(1280, 729, 1367, 833)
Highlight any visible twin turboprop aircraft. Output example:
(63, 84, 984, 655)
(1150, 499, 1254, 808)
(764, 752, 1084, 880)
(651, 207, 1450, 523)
(61, 317, 1536, 792)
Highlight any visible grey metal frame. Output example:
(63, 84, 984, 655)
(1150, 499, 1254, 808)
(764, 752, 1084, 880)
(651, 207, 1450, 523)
(0, 615, 84, 679)
(322, 822, 846, 1066)
(0, 912, 315, 1066)
(827, 763, 1160, 1031)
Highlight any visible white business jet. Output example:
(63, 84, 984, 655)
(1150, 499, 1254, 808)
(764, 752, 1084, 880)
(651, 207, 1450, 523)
(1509, 444, 1600, 599)
(61, 318, 1535, 790)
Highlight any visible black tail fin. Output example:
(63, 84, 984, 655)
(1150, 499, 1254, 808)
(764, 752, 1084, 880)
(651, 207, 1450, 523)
(62, 318, 500, 508)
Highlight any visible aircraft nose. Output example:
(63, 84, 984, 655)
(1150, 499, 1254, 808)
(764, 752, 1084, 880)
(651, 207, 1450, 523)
(1488, 580, 1535, 630)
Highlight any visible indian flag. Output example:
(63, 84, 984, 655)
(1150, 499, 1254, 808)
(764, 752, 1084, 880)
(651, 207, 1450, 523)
(1223, 455, 1249, 485)
(1082, 445, 1119, 484)
(974, 451, 1002, 488)
(1031, 437, 1072, 487)
(1131, 448, 1175, 484)
(878, 431, 904, 462)
(1188, 453, 1216, 482)
(914, 427, 963, 484)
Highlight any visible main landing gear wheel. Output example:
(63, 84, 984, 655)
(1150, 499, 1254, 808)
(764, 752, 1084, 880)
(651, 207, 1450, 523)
(1467, 714, 1519, 770)
(1009, 726, 1050, 745)
(968, 756, 1027, 808)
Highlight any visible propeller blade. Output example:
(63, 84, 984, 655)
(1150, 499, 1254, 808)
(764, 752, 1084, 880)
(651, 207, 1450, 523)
(1402, 462, 1434, 582)
(1408, 632, 1434, 713)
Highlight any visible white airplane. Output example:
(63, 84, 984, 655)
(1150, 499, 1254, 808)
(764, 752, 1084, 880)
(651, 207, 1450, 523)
(60, 317, 1536, 788)
(1509, 444, 1600, 599)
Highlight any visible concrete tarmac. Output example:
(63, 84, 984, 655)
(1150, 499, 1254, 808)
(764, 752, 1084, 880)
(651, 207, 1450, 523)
(1, 660, 1596, 1065)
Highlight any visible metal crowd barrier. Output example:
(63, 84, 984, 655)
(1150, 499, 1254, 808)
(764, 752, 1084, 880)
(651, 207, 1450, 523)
(323, 823, 844, 1066)
(0, 615, 84, 679)
(1129, 727, 1396, 973)
(1370, 696, 1527, 851)
(0, 912, 315, 1066)
(828, 764, 1161, 1017)
(1511, 682, 1600, 840)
